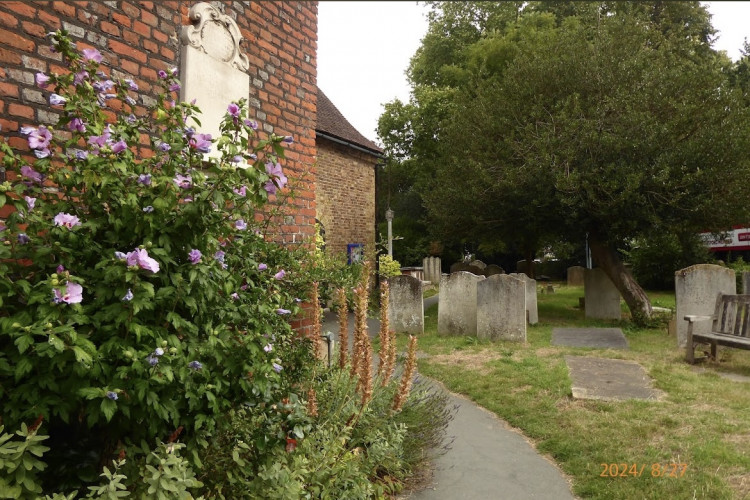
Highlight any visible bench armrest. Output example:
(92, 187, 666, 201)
(683, 315, 714, 323)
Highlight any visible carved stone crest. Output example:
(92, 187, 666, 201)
(180, 2, 249, 72)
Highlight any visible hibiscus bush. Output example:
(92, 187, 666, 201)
(0, 30, 314, 493)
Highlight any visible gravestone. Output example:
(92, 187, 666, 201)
(743, 271, 750, 294)
(565, 356, 665, 402)
(584, 268, 621, 320)
(423, 256, 442, 285)
(509, 273, 539, 324)
(516, 260, 529, 276)
(469, 260, 487, 271)
(675, 264, 736, 348)
(438, 272, 485, 336)
(567, 266, 585, 286)
(551, 327, 628, 349)
(484, 264, 505, 277)
(388, 275, 424, 335)
(180, 2, 250, 159)
(476, 275, 526, 342)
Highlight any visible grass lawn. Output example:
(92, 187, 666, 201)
(402, 284, 750, 499)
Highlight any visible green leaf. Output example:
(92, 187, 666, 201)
(100, 398, 117, 422)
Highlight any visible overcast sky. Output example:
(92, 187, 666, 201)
(317, 1, 750, 145)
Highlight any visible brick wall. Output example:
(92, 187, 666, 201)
(0, 0, 317, 243)
(316, 137, 377, 258)
(0, 0, 318, 331)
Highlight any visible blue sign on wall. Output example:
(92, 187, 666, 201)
(347, 243, 364, 264)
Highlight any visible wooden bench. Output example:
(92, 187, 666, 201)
(684, 293, 750, 363)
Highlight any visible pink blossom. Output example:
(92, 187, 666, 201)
(173, 174, 192, 189)
(54, 212, 81, 229)
(274, 269, 286, 280)
(53, 282, 83, 304)
(35, 72, 50, 88)
(125, 248, 160, 273)
(82, 48, 102, 63)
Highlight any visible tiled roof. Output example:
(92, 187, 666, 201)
(316, 87, 383, 156)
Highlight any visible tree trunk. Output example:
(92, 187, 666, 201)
(588, 237, 652, 326)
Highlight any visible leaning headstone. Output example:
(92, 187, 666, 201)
(567, 266, 585, 286)
(477, 275, 526, 342)
(422, 256, 442, 285)
(484, 264, 505, 277)
(584, 268, 621, 320)
(469, 260, 487, 271)
(450, 262, 473, 274)
(438, 272, 485, 336)
(388, 275, 424, 335)
(516, 260, 529, 276)
(675, 264, 736, 348)
(509, 273, 539, 324)
(180, 3, 250, 160)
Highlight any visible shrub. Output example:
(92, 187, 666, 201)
(378, 254, 402, 278)
(627, 231, 713, 290)
(0, 31, 312, 493)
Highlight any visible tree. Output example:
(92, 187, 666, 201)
(380, 1, 750, 325)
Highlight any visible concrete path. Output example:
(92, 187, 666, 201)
(322, 293, 575, 500)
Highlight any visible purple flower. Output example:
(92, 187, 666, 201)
(272, 362, 283, 373)
(34, 149, 50, 159)
(125, 96, 136, 106)
(18, 233, 30, 244)
(263, 180, 276, 196)
(214, 250, 225, 263)
(157, 142, 171, 152)
(68, 118, 86, 133)
(188, 360, 203, 371)
(227, 102, 240, 117)
(243, 119, 258, 130)
(189, 133, 212, 154)
(82, 48, 102, 63)
(21, 165, 43, 184)
(168, 83, 180, 92)
(88, 126, 112, 152)
(56, 265, 65, 274)
(122, 289, 133, 301)
(158, 70, 167, 79)
(74, 71, 87, 85)
(106, 391, 118, 401)
(114, 251, 127, 260)
(137, 174, 151, 185)
(125, 248, 160, 273)
(74, 149, 88, 160)
(230, 292, 239, 301)
(49, 93, 66, 106)
(283, 135, 294, 144)
(170, 67, 178, 76)
(184, 127, 195, 139)
(188, 249, 202, 264)
(125, 79, 138, 91)
(231, 155, 243, 164)
(274, 269, 286, 280)
(93, 80, 115, 93)
(24, 196, 36, 211)
(54, 212, 81, 229)
(142, 206, 154, 213)
(173, 174, 192, 189)
(233, 185, 247, 197)
(294, 297, 302, 303)
(154, 347, 164, 356)
(263, 344, 273, 353)
(53, 282, 83, 304)
(146, 354, 159, 366)
(265, 162, 288, 192)
(276, 308, 291, 315)
(111, 140, 127, 154)
(25, 126, 53, 150)
(235, 219, 247, 230)
(258, 263, 268, 271)
(35, 72, 50, 88)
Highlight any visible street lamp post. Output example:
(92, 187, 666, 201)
(385, 207, 394, 257)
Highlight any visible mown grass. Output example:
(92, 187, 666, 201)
(402, 284, 750, 499)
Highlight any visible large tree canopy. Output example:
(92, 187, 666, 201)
(378, 1, 750, 324)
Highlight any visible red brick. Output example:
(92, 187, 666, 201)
(152, 29, 167, 43)
(140, 9, 157, 27)
(143, 38, 157, 54)
(52, 1, 76, 18)
(133, 19, 150, 37)
(139, 1, 154, 10)
(0, 28, 35, 51)
(37, 10, 61, 29)
(109, 39, 147, 63)
(3, 1, 37, 19)
(160, 46, 175, 60)
(100, 21, 121, 36)
(121, 2, 139, 18)
(8, 103, 34, 120)
(0, 12, 18, 28)
(0, 118, 17, 132)
(122, 29, 139, 45)
(112, 12, 131, 28)
(120, 58, 140, 75)
(0, 46, 22, 65)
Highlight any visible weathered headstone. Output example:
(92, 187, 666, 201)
(743, 271, 750, 294)
(584, 268, 621, 320)
(675, 264, 736, 348)
(469, 260, 487, 271)
(516, 260, 529, 276)
(567, 266, 585, 286)
(484, 264, 505, 277)
(509, 273, 539, 324)
(438, 272, 485, 336)
(476, 275, 526, 342)
(180, 3, 250, 160)
(450, 262, 472, 274)
(388, 275, 424, 335)
(423, 256, 442, 285)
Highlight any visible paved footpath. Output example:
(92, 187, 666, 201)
(322, 295, 576, 500)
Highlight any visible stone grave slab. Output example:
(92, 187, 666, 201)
(551, 327, 629, 349)
(565, 356, 666, 402)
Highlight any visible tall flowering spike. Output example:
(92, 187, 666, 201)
(360, 332, 373, 406)
(310, 282, 323, 359)
(378, 280, 391, 380)
(384, 329, 397, 385)
(353, 284, 371, 398)
(306, 387, 318, 418)
(337, 287, 349, 369)
(392, 335, 419, 412)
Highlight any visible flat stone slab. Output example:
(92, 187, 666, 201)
(691, 367, 750, 383)
(565, 356, 666, 402)
(552, 328, 629, 349)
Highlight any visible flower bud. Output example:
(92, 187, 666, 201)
(45, 323, 53, 329)
(50, 279, 59, 286)
(161, 340, 168, 348)
(12, 322, 21, 329)
(169, 347, 177, 355)
(124, 350, 133, 358)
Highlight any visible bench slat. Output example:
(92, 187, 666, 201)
(693, 332, 750, 350)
